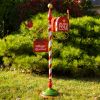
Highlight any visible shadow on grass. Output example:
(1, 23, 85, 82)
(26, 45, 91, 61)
(54, 75, 100, 83)
(32, 71, 100, 83)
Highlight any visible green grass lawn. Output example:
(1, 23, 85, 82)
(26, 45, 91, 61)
(0, 71, 100, 100)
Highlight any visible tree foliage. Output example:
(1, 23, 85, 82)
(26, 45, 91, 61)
(0, 0, 93, 38)
(0, 0, 21, 37)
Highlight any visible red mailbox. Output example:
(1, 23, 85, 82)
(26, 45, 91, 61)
(55, 16, 69, 32)
(51, 16, 69, 32)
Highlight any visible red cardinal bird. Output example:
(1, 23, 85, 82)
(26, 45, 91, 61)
(25, 20, 33, 30)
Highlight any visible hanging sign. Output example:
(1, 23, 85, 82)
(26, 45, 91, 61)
(55, 16, 69, 32)
(33, 39, 48, 52)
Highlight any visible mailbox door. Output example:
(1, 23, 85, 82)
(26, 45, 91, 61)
(55, 16, 69, 32)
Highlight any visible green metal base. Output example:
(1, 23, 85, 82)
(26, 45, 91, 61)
(41, 88, 59, 97)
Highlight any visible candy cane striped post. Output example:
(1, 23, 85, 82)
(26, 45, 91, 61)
(48, 3, 53, 89)
(40, 4, 59, 98)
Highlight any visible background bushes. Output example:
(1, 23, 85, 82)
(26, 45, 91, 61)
(0, 12, 100, 77)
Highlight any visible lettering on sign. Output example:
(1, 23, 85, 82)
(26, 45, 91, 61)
(33, 39, 48, 52)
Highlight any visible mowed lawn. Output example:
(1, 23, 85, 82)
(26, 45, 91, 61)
(0, 71, 100, 100)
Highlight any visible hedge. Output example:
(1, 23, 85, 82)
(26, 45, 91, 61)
(0, 12, 100, 77)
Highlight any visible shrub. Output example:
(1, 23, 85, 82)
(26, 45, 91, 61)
(52, 59, 63, 71)
(0, 39, 6, 56)
(3, 57, 12, 68)
(60, 46, 83, 60)
(95, 56, 100, 76)
(95, 56, 100, 66)
(0, 12, 100, 77)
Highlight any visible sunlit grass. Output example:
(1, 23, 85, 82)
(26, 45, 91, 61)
(0, 71, 100, 100)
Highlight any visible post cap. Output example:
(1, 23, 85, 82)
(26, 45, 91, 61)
(48, 3, 53, 9)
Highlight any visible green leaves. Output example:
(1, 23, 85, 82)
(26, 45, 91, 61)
(95, 56, 100, 66)
(0, 39, 6, 56)
(61, 46, 82, 59)
(0, 12, 100, 77)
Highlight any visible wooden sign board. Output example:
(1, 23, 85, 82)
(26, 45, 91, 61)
(33, 39, 48, 52)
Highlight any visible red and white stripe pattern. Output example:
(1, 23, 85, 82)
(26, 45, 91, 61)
(55, 17, 60, 32)
(48, 6, 53, 89)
